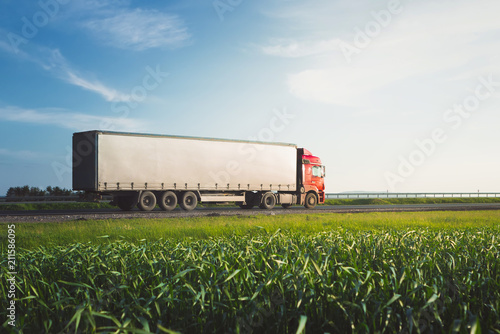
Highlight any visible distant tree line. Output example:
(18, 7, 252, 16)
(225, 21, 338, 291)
(6, 185, 76, 197)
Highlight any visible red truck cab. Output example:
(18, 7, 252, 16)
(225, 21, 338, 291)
(299, 148, 326, 208)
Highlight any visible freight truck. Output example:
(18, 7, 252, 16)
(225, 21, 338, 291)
(73, 131, 325, 211)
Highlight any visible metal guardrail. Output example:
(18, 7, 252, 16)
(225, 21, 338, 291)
(326, 192, 500, 199)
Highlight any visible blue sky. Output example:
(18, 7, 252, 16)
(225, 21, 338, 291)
(0, 0, 499, 195)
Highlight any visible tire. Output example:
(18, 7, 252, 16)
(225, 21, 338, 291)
(159, 191, 177, 211)
(281, 204, 292, 209)
(259, 192, 276, 210)
(115, 196, 136, 211)
(138, 191, 157, 211)
(179, 191, 198, 211)
(304, 192, 317, 209)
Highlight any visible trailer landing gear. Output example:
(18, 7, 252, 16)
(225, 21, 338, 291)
(115, 196, 137, 211)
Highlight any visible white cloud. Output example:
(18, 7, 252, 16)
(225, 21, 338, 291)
(266, 0, 500, 106)
(42, 48, 131, 102)
(260, 38, 341, 58)
(0, 38, 130, 102)
(82, 8, 190, 51)
(0, 39, 13, 54)
(63, 70, 130, 102)
(0, 106, 146, 131)
(0, 148, 43, 161)
(65, 71, 130, 102)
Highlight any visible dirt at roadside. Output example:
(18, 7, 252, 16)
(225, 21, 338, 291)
(1, 203, 500, 223)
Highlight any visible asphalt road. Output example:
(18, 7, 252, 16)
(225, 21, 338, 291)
(1, 203, 499, 223)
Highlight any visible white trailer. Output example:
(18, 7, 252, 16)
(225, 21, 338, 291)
(73, 131, 325, 211)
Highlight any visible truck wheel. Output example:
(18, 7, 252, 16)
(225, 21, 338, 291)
(259, 192, 276, 210)
(180, 191, 198, 211)
(304, 192, 317, 209)
(138, 191, 157, 211)
(116, 196, 136, 211)
(159, 191, 177, 211)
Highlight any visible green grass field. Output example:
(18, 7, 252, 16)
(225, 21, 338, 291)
(1, 211, 500, 250)
(1, 211, 500, 333)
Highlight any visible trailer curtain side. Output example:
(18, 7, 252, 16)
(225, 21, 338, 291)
(73, 131, 298, 193)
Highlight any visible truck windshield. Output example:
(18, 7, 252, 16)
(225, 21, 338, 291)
(312, 165, 323, 177)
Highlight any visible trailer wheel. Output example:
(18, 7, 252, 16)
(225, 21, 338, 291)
(180, 191, 198, 211)
(116, 196, 136, 211)
(259, 192, 276, 210)
(138, 191, 157, 211)
(304, 192, 317, 209)
(159, 191, 177, 211)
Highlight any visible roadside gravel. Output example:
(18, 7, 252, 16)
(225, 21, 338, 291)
(1, 203, 500, 223)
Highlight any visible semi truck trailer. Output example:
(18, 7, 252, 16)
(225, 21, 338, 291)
(73, 131, 325, 211)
